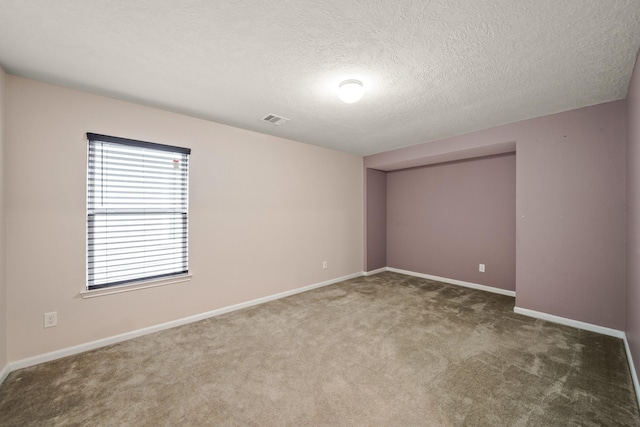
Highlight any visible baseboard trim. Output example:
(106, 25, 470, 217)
(6, 271, 364, 375)
(0, 363, 9, 385)
(363, 267, 388, 276)
(513, 307, 624, 338)
(623, 334, 640, 410)
(387, 267, 516, 297)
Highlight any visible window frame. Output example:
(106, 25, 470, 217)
(86, 133, 191, 291)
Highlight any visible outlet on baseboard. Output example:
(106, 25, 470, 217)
(44, 312, 58, 328)
(322, 261, 328, 269)
(479, 264, 486, 273)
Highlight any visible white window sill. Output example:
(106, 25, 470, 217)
(80, 274, 192, 299)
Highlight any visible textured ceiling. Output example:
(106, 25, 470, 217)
(1, 1, 639, 156)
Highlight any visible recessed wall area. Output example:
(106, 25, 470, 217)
(386, 153, 516, 291)
(365, 99, 627, 331)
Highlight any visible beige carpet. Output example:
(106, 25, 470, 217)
(0, 272, 638, 426)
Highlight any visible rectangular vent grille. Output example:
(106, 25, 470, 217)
(261, 114, 290, 126)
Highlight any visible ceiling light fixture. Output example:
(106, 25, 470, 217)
(338, 79, 364, 103)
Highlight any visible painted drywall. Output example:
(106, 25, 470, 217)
(626, 50, 640, 381)
(0, 66, 7, 370)
(366, 100, 626, 330)
(4, 76, 364, 362)
(365, 168, 387, 271)
(386, 154, 516, 291)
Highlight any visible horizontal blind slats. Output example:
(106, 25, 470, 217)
(88, 150, 188, 164)
(88, 244, 187, 258)
(87, 135, 190, 289)
(88, 270, 189, 288)
(89, 254, 188, 273)
(88, 263, 187, 279)
(89, 249, 186, 264)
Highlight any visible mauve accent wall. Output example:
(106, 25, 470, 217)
(626, 50, 640, 382)
(366, 100, 626, 330)
(365, 168, 386, 271)
(387, 154, 516, 291)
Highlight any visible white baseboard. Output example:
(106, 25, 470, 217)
(387, 267, 516, 297)
(6, 272, 364, 375)
(623, 334, 640, 410)
(0, 363, 9, 385)
(363, 267, 388, 276)
(513, 307, 624, 338)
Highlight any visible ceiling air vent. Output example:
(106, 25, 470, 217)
(261, 114, 290, 126)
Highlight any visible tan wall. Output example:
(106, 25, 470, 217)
(0, 66, 7, 369)
(5, 76, 364, 361)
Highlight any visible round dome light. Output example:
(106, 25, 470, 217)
(338, 79, 364, 103)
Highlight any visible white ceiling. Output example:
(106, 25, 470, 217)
(1, 1, 639, 156)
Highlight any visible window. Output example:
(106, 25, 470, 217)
(87, 133, 190, 290)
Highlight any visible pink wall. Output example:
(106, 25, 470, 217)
(365, 169, 387, 271)
(0, 66, 6, 372)
(626, 50, 640, 382)
(386, 154, 516, 291)
(4, 76, 363, 361)
(366, 100, 627, 330)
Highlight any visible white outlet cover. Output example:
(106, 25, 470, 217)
(44, 312, 58, 328)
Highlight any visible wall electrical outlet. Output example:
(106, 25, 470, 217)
(479, 264, 486, 273)
(44, 312, 58, 328)
(322, 261, 328, 269)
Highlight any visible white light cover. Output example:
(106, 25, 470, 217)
(338, 79, 364, 103)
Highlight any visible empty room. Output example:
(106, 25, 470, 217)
(1, 1, 640, 425)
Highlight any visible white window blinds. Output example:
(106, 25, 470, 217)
(87, 133, 190, 290)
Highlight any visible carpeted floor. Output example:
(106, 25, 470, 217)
(0, 272, 638, 426)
